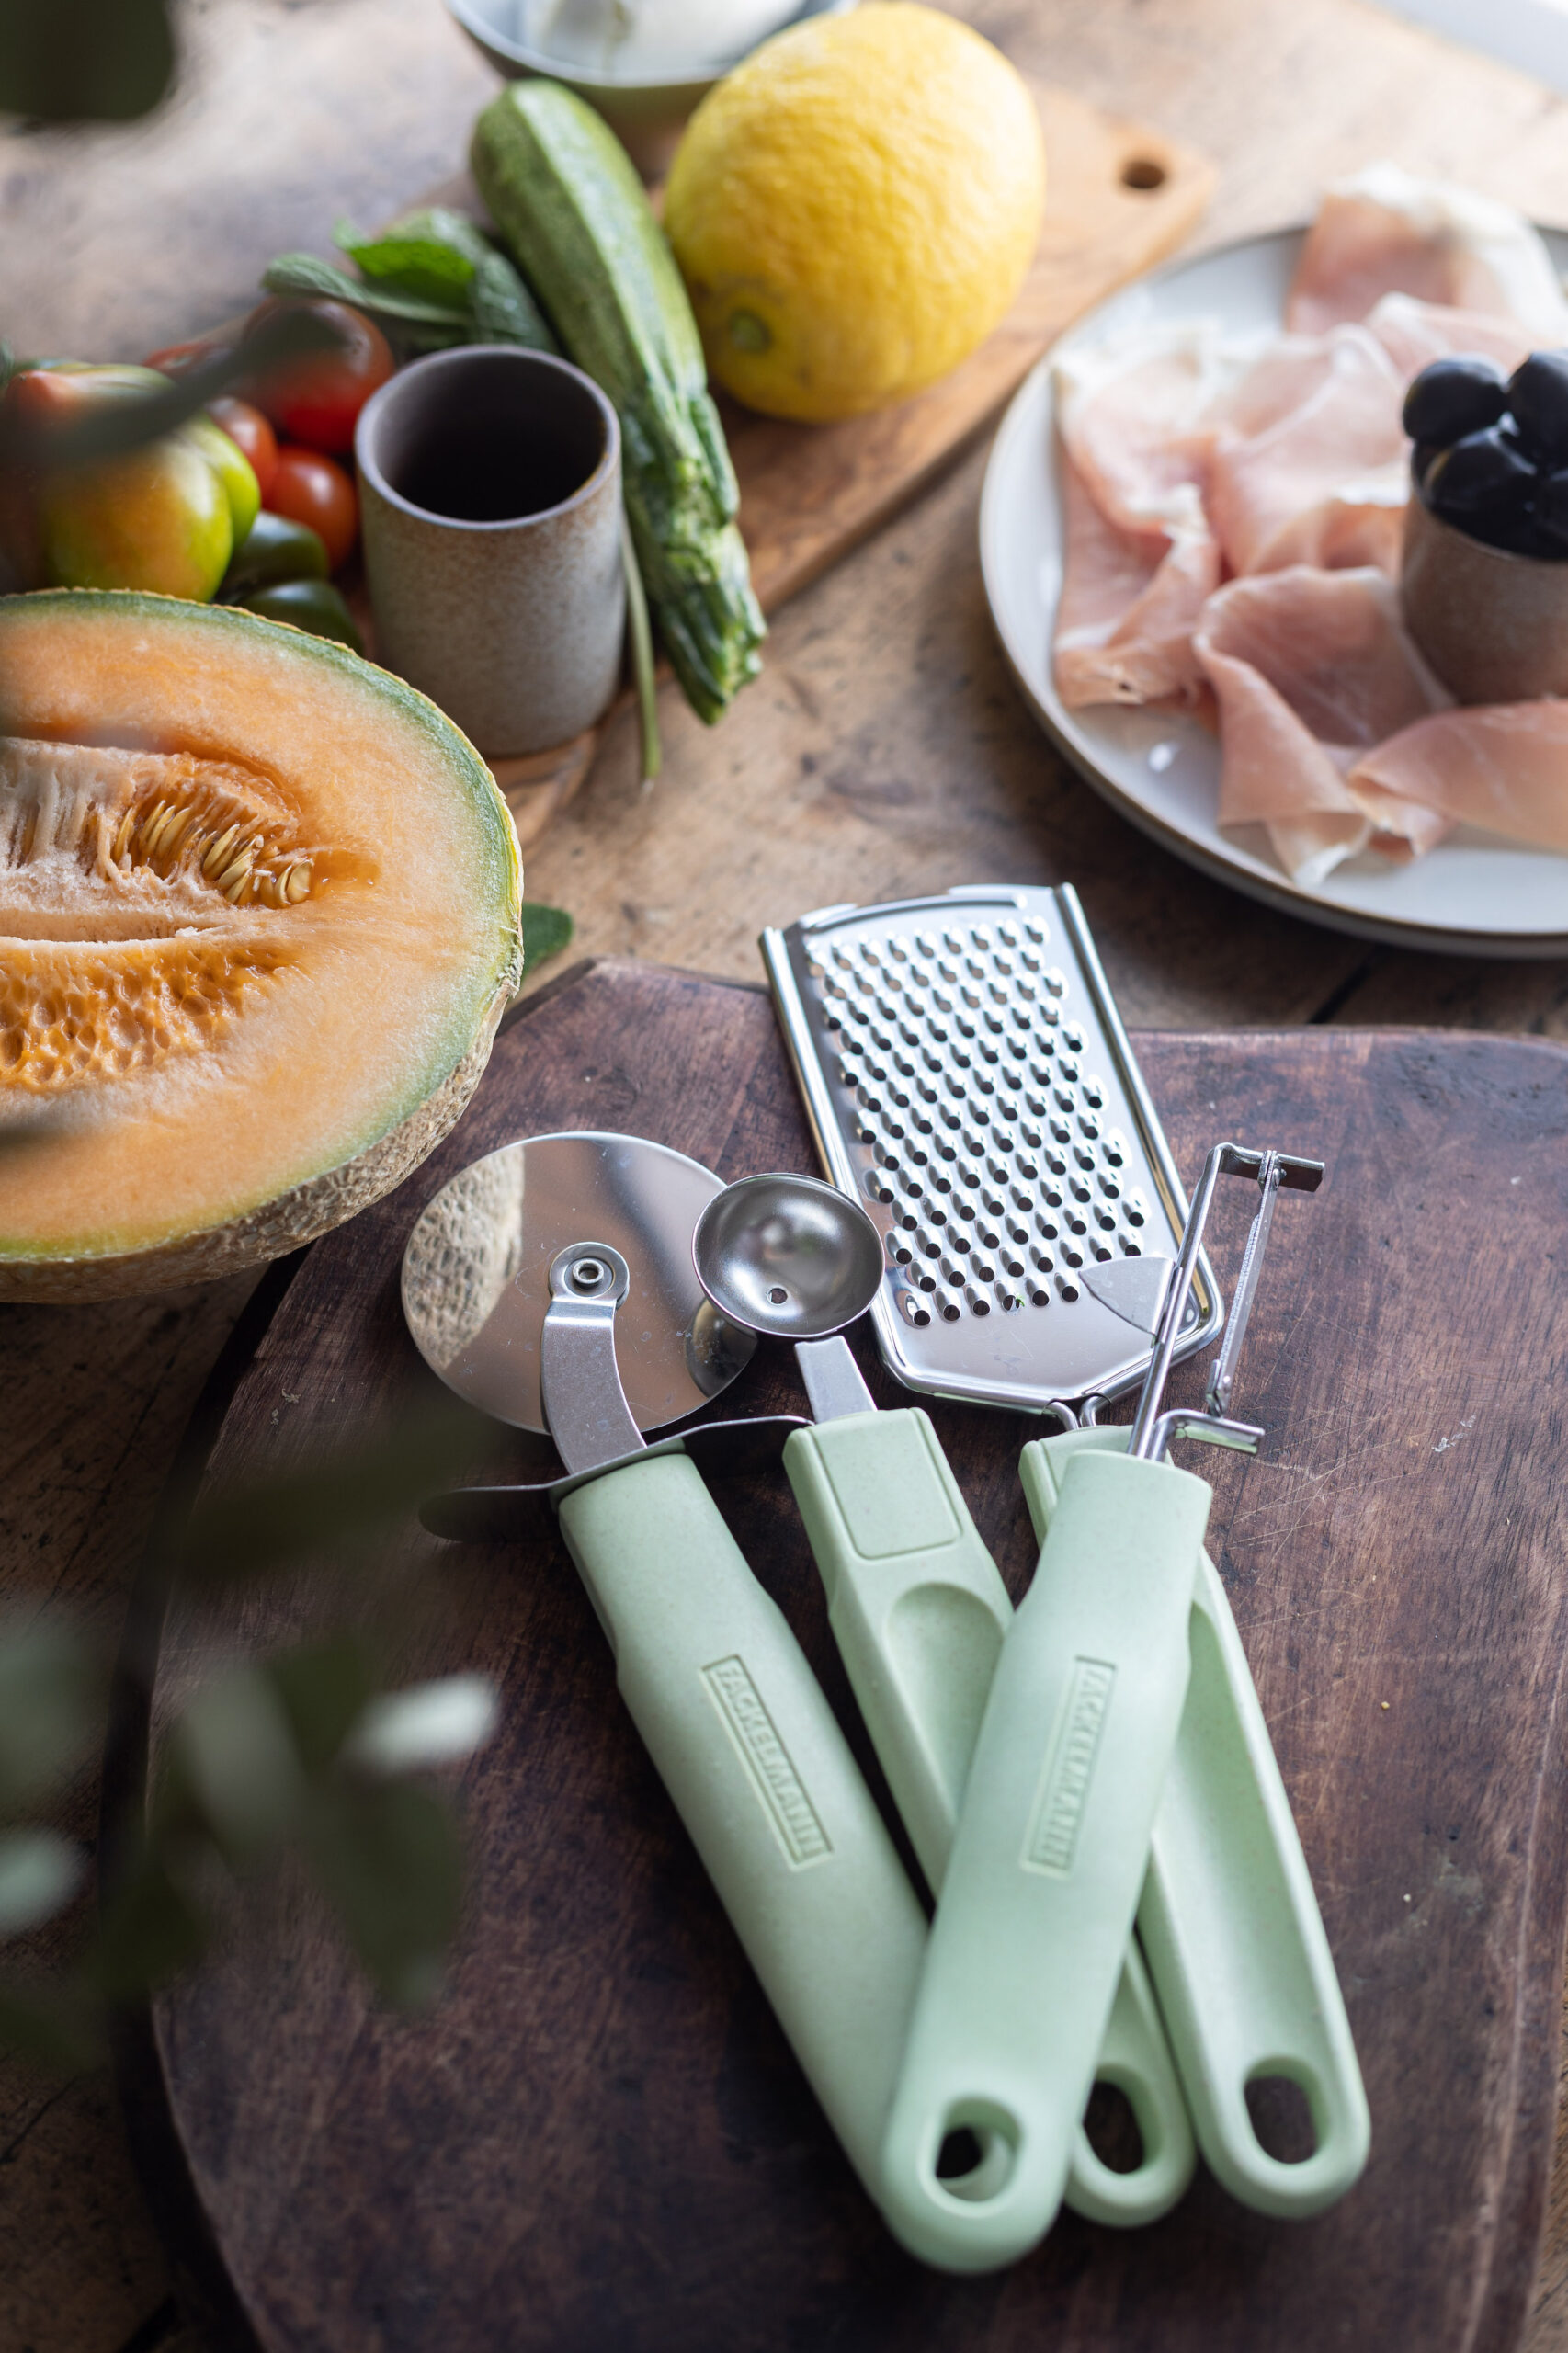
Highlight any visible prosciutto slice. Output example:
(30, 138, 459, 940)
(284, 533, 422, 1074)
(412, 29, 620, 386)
(1204, 324, 1409, 576)
(1350, 706, 1568, 853)
(1287, 162, 1568, 342)
(1365, 292, 1533, 381)
(1054, 458, 1217, 709)
(1193, 568, 1451, 883)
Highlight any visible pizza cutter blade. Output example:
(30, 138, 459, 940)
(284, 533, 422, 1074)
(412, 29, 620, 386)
(401, 1131, 930, 2222)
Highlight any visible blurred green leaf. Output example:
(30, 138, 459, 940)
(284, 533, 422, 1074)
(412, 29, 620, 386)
(0, 0, 175, 122)
(92, 1847, 208, 2002)
(0, 1829, 85, 1935)
(344, 1675, 499, 1776)
(0, 1978, 104, 2072)
(0, 1623, 100, 1810)
(173, 1667, 307, 1863)
(306, 1780, 462, 2009)
(265, 1635, 380, 1779)
(173, 1403, 480, 1587)
(521, 903, 574, 982)
(0, 310, 342, 472)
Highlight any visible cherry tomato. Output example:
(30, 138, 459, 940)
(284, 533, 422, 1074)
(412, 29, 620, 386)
(267, 445, 358, 570)
(209, 396, 278, 504)
(244, 299, 393, 455)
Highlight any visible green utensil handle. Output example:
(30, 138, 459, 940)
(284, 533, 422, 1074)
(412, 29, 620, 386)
(1021, 1427, 1370, 2218)
(878, 1449, 1210, 2272)
(784, 1409, 1195, 2232)
(556, 1450, 928, 2201)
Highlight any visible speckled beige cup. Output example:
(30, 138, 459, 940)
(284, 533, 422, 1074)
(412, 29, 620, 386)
(356, 346, 624, 758)
(1402, 488, 1568, 705)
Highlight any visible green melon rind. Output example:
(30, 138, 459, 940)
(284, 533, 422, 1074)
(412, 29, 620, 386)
(0, 591, 525, 1290)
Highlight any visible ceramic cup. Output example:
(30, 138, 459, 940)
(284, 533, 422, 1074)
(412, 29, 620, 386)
(356, 345, 624, 758)
(1402, 486, 1568, 704)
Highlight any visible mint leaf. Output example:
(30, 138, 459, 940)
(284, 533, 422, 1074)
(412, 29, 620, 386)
(521, 902, 574, 981)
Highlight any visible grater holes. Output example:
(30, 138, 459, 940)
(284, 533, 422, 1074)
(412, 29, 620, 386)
(806, 907, 1181, 1329)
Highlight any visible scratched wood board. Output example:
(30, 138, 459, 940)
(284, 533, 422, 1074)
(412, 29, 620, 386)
(109, 958, 1568, 2353)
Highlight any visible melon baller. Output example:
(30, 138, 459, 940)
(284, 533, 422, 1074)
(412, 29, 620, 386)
(400, 1130, 931, 2213)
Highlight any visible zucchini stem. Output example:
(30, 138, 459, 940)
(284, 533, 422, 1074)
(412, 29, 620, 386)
(621, 506, 661, 790)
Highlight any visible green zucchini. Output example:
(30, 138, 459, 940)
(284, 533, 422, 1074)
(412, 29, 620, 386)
(470, 79, 765, 724)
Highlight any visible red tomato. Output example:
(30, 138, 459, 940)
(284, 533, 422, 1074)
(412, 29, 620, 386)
(209, 397, 278, 504)
(267, 446, 358, 570)
(244, 300, 393, 455)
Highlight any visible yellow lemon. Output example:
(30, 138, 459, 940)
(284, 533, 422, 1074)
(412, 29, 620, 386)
(664, 3, 1046, 423)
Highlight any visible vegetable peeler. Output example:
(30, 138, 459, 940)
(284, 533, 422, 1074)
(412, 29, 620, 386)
(400, 1131, 931, 2210)
(878, 1141, 1340, 2268)
(762, 884, 1369, 2245)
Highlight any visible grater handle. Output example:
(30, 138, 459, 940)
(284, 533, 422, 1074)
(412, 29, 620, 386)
(1020, 1426, 1370, 2217)
(556, 1452, 927, 2210)
(783, 1407, 1195, 2231)
(878, 1449, 1208, 2270)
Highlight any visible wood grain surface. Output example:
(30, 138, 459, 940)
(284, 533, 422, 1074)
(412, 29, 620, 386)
(114, 957, 1568, 2353)
(6, 3, 1568, 2349)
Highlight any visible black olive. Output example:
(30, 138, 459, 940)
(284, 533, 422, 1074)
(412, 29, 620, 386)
(1410, 440, 1444, 487)
(1536, 467, 1568, 550)
(1424, 425, 1538, 529)
(1402, 355, 1508, 447)
(1506, 351, 1568, 467)
(1475, 508, 1562, 560)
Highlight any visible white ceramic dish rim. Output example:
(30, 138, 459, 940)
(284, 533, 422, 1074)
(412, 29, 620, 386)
(978, 221, 1568, 959)
(446, 0, 853, 92)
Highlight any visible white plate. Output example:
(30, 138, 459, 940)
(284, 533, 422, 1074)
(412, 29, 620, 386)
(979, 225, 1568, 957)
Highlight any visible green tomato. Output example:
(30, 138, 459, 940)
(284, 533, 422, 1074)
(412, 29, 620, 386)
(220, 510, 329, 599)
(236, 576, 363, 653)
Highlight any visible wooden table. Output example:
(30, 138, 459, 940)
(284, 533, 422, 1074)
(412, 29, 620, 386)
(4, 2, 1568, 2347)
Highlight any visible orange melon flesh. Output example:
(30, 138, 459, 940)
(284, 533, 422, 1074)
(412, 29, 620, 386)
(0, 591, 523, 1293)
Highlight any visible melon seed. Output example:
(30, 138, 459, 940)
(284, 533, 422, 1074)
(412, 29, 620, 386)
(139, 801, 170, 853)
(162, 808, 198, 858)
(202, 824, 243, 878)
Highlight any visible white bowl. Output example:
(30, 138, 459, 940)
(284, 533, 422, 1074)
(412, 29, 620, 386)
(448, 0, 858, 176)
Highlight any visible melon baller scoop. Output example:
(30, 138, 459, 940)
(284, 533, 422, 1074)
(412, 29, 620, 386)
(400, 1130, 932, 2213)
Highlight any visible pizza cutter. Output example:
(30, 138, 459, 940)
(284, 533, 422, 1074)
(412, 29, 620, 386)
(401, 1131, 929, 2205)
(692, 1171, 1196, 2237)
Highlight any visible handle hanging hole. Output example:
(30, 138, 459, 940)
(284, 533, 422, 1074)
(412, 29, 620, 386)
(1083, 2081, 1145, 2177)
(930, 2099, 1021, 2204)
(1244, 2073, 1318, 2164)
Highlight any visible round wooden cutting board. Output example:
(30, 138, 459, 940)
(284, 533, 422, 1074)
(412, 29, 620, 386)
(111, 959, 1568, 2353)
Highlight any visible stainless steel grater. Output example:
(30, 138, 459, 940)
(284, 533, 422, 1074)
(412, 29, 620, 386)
(760, 883, 1221, 1418)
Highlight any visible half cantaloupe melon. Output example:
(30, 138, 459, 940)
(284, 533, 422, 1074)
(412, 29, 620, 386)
(0, 590, 524, 1300)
